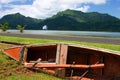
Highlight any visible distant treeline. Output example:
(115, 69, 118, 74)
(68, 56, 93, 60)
(0, 9, 120, 32)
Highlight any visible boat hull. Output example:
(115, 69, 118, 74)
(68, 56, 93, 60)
(3, 43, 120, 80)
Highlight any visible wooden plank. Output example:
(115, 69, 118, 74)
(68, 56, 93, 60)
(56, 44, 61, 64)
(58, 44, 68, 77)
(24, 63, 104, 68)
(55, 44, 68, 77)
(23, 47, 28, 62)
(59, 44, 68, 64)
(55, 44, 61, 76)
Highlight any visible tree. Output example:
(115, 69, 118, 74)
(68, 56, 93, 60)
(0, 22, 9, 32)
(17, 25, 25, 33)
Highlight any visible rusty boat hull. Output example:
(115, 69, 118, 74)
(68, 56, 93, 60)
(3, 43, 120, 80)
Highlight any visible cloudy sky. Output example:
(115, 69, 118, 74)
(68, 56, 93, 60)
(0, 0, 120, 19)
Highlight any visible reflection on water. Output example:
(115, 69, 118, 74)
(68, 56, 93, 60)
(0, 30, 120, 38)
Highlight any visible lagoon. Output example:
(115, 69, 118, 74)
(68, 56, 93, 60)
(1, 30, 120, 38)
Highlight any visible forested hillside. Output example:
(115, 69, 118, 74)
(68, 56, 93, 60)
(0, 9, 120, 32)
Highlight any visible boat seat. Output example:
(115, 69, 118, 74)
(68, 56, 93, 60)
(30, 58, 42, 63)
(48, 58, 55, 62)
(30, 58, 55, 63)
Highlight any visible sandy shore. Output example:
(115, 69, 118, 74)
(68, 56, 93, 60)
(0, 33, 120, 45)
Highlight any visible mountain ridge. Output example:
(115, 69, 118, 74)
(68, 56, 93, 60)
(0, 9, 120, 32)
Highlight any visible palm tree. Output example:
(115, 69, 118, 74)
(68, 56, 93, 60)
(0, 22, 9, 32)
(17, 25, 25, 33)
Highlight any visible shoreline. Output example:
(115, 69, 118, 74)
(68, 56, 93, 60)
(0, 32, 120, 45)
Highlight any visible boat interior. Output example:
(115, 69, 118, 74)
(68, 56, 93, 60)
(24, 44, 120, 80)
(26, 44, 57, 63)
(3, 43, 120, 80)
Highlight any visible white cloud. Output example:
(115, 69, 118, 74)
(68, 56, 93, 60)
(0, 0, 26, 4)
(0, 5, 2, 10)
(60, 0, 106, 5)
(0, 0, 107, 19)
(0, 0, 15, 4)
(75, 6, 90, 12)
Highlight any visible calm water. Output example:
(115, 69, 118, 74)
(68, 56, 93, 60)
(1, 30, 120, 38)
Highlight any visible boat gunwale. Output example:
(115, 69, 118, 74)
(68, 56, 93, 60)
(2, 43, 120, 61)
(24, 43, 58, 48)
(69, 44, 120, 56)
(26, 43, 120, 55)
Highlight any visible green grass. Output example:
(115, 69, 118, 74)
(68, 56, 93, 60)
(4, 73, 61, 80)
(0, 51, 61, 80)
(0, 36, 120, 51)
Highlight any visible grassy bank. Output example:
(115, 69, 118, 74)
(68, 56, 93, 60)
(0, 36, 120, 51)
(0, 36, 120, 80)
(0, 37, 62, 80)
(0, 51, 61, 80)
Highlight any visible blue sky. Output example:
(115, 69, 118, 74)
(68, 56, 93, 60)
(89, 0, 120, 18)
(0, 0, 120, 19)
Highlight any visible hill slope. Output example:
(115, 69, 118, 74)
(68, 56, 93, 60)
(0, 13, 41, 29)
(0, 10, 120, 31)
(40, 9, 120, 31)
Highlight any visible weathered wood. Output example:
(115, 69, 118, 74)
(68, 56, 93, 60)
(23, 47, 28, 62)
(56, 44, 68, 77)
(56, 44, 61, 64)
(3, 43, 120, 79)
(24, 63, 104, 68)
(59, 44, 68, 64)
(30, 58, 42, 63)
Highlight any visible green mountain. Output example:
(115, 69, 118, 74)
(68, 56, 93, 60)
(0, 9, 120, 31)
(0, 13, 42, 29)
(40, 9, 120, 31)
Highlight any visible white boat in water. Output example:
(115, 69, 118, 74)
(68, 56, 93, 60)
(42, 25, 48, 30)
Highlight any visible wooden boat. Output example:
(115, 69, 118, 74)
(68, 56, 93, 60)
(3, 43, 120, 80)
